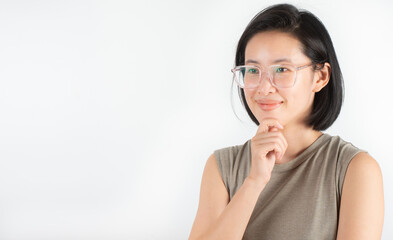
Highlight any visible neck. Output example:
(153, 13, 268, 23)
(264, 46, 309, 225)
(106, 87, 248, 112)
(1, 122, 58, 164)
(275, 123, 323, 165)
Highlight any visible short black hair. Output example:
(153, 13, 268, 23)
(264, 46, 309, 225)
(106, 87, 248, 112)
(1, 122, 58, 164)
(234, 3, 344, 131)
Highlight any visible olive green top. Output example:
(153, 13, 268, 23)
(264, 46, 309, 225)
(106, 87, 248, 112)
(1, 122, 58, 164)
(214, 133, 368, 240)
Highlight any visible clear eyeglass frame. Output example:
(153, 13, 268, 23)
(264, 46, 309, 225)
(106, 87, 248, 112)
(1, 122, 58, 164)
(231, 63, 314, 89)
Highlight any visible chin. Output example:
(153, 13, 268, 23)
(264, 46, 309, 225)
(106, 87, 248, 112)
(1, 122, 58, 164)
(257, 115, 280, 121)
(255, 113, 285, 126)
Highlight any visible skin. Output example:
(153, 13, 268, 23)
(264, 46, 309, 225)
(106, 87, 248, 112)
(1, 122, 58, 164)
(243, 30, 329, 164)
(244, 30, 384, 238)
(189, 30, 384, 240)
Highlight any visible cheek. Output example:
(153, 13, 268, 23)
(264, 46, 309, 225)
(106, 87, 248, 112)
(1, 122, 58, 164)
(287, 88, 314, 111)
(244, 89, 256, 104)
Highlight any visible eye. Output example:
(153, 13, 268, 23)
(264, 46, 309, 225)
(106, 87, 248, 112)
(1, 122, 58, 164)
(247, 68, 259, 74)
(275, 67, 288, 73)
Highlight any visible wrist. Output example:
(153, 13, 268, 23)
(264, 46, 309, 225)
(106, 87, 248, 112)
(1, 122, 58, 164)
(244, 177, 268, 191)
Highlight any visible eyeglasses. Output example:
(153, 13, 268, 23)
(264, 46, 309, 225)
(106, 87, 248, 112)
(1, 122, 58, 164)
(231, 63, 314, 89)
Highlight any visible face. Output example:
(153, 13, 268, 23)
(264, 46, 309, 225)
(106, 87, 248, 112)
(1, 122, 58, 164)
(243, 30, 327, 128)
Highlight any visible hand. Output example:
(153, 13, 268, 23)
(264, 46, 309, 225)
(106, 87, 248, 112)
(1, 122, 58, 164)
(247, 118, 288, 186)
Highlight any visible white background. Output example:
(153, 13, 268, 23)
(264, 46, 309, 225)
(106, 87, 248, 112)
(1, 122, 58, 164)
(0, 0, 392, 239)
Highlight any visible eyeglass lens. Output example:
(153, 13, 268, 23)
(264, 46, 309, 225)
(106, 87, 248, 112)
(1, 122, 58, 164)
(234, 66, 296, 88)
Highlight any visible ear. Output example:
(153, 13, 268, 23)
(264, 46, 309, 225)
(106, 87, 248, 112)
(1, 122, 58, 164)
(312, 62, 331, 92)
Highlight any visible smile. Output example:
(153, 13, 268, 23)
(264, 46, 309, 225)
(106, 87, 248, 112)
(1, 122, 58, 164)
(258, 102, 282, 111)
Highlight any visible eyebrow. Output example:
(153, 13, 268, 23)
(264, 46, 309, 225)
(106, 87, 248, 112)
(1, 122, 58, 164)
(245, 58, 293, 65)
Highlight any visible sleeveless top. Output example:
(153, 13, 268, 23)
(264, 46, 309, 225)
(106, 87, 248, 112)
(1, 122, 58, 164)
(213, 133, 368, 240)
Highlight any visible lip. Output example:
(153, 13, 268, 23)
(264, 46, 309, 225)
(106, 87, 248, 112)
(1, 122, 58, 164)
(256, 99, 283, 104)
(258, 102, 282, 111)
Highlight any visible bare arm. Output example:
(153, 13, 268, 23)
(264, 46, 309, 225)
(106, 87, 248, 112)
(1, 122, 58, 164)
(188, 153, 267, 240)
(189, 119, 286, 240)
(336, 152, 384, 240)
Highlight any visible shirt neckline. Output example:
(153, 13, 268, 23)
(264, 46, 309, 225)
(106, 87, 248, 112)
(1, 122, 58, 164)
(246, 132, 331, 173)
(273, 132, 331, 173)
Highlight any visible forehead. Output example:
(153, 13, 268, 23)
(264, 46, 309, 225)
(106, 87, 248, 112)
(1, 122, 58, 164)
(244, 31, 307, 65)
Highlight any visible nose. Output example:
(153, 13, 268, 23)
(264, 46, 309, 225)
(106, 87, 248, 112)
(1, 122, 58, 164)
(256, 72, 276, 95)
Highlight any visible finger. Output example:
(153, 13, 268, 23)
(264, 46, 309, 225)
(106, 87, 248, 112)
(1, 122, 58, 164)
(253, 136, 286, 157)
(258, 118, 282, 132)
(253, 138, 283, 156)
(269, 127, 279, 132)
(262, 142, 283, 161)
(265, 128, 288, 149)
(257, 118, 284, 134)
(252, 130, 288, 158)
(253, 131, 286, 147)
(271, 131, 288, 149)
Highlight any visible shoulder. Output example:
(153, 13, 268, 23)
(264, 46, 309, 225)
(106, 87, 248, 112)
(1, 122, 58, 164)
(213, 139, 250, 173)
(212, 139, 252, 198)
(327, 134, 368, 166)
(331, 135, 363, 154)
(213, 139, 251, 163)
(314, 133, 361, 158)
(321, 134, 375, 197)
(349, 152, 381, 170)
(337, 152, 384, 239)
(346, 152, 382, 185)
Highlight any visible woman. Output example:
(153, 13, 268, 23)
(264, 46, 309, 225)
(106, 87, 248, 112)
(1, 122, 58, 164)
(188, 3, 384, 240)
